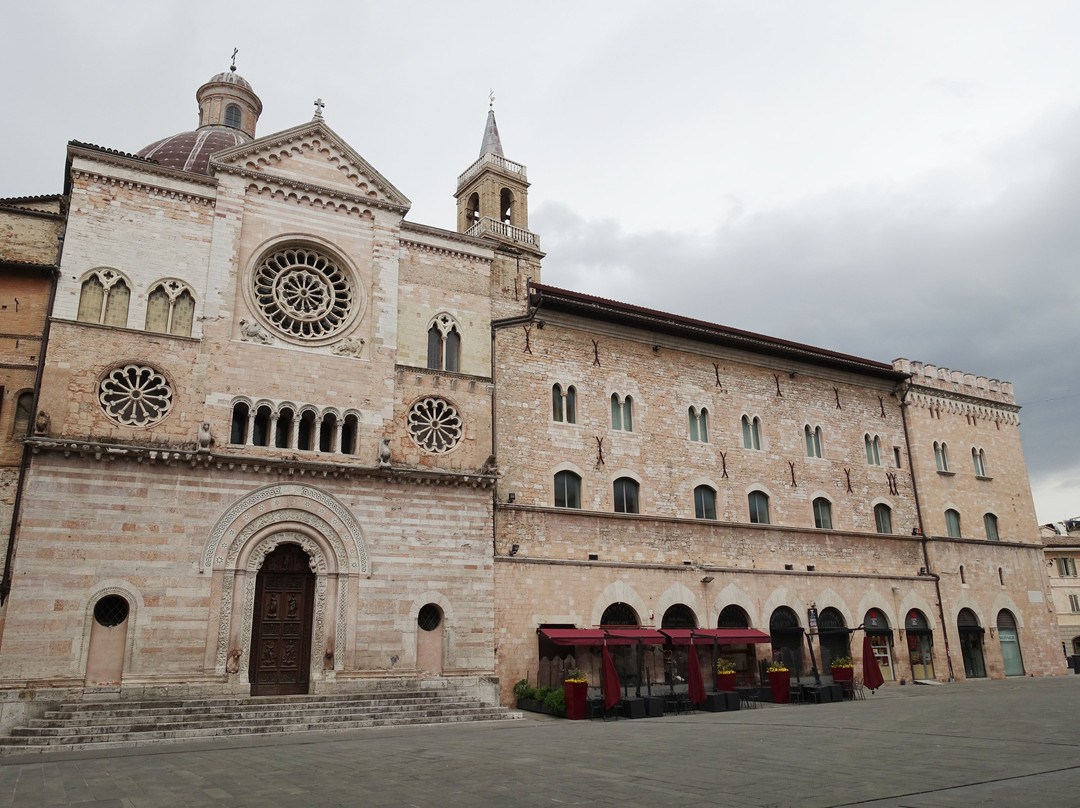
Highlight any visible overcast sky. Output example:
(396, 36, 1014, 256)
(4, 1, 1077, 524)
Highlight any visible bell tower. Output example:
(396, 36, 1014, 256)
(455, 104, 540, 256)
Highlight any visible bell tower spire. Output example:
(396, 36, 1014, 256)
(455, 99, 540, 255)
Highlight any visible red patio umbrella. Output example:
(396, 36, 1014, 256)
(687, 642, 707, 704)
(862, 633, 885, 692)
(602, 645, 622, 710)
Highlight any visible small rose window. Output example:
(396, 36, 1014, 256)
(252, 247, 354, 341)
(406, 397, 463, 453)
(98, 364, 174, 427)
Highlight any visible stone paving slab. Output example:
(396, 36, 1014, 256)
(0, 676, 1078, 807)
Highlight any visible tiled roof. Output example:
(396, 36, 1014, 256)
(137, 128, 250, 175)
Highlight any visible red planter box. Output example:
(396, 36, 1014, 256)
(768, 670, 791, 704)
(831, 667, 854, 682)
(564, 680, 587, 720)
(715, 671, 737, 691)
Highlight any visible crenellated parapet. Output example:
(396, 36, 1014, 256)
(894, 358, 1019, 417)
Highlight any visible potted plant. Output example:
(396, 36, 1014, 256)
(767, 663, 791, 704)
(830, 655, 854, 682)
(715, 658, 737, 691)
(564, 668, 589, 720)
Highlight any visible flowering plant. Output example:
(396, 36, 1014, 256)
(715, 658, 736, 674)
(564, 668, 588, 684)
(766, 663, 789, 673)
(830, 655, 854, 669)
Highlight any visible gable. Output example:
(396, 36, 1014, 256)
(210, 121, 411, 212)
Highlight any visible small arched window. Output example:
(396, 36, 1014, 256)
(252, 405, 272, 447)
(805, 425, 823, 458)
(274, 407, 294, 448)
(812, 497, 833, 530)
(748, 490, 770, 524)
(340, 414, 358, 455)
(959, 564, 966, 584)
(742, 415, 761, 450)
(611, 394, 633, 432)
(984, 513, 1000, 541)
(297, 410, 317, 451)
(465, 192, 480, 228)
(145, 281, 196, 337)
(13, 390, 34, 437)
(934, 441, 949, 472)
(613, 477, 639, 514)
(688, 407, 709, 442)
(945, 508, 962, 538)
(865, 434, 881, 465)
(972, 448, 987, 477)
(554, 470, 581, 509)
(427, 314, 461, 372)
(694, 485, 717, 520)
(552, 384, 577, 424)
(230, 401, 249, 445)
(874, 503, 893, 535)
(225, 104, 242, 129)
(500, 188, 514, 224)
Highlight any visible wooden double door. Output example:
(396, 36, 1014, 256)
(249, 543, 315, 696)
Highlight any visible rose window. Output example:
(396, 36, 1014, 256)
(98, 364, 174, 427)
(406, 397, 463, 453)
(253, 247, 354, 341)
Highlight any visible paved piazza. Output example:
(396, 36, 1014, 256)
(1, 676, 1078, 807)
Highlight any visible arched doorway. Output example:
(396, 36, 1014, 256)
(718, 605, 755, 683)
(997, 610, 1025, 676)
(863, 608, 895, 682)
(662, 604, 698, 688)
(905, 609, 935, 680)
(769, 607, 804, 673)
(957, 608, 986, 678)
(601, 602, 640, 684)
(85, 594, 130, 686)
(817, 607, 849, 669)
(416, 603, 444, 675)
(250, 543, 315, 696)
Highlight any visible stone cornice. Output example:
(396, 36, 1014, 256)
(25, 437, 495, 489)
(69, 167, 217, 207)
(67, 142, 219, 189)
(904, 386, 1021, 423)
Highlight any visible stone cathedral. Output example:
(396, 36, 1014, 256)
(0, 66, 1063, 723)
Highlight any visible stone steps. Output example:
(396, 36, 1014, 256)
(0, 690, 521, 755)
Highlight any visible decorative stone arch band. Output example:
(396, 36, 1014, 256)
(202, 484, 369, 680)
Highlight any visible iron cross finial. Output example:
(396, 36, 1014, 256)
(230, 48, 238, 70)
(489, 89, 495, 109)
(313, 98, 325, 121)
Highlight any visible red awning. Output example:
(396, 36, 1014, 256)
(659, 628, 772, 645)
(539, 628, 665, 646)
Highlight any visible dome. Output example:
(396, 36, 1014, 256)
(205, 69, 254, 93)
(137, 127, 249, 175)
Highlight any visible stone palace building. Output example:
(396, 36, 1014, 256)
(0, 66, 1062, 720)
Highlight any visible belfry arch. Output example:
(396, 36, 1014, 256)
(202, 484, 369, 688)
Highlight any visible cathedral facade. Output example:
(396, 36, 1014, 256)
(0, 67, 1061, 720)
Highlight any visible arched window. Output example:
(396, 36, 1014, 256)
(972, 448, 987, 477)
(274, 407, 294, 448)
(229, 401, 249, 445)
(12, 390, 34, 437)
(297, 410, 317, 451)
(694, 485, 717, 520)
(225, 104, 242, 129)
(874, 503, 893, 534)
(554, 470, 581, 509)
(984, 513, 1000, 541)
(465, 192, 480, 228)
(718, 605, 750, 629)
(812, 497, 833, 530)
(340, 414, 358, 455)
(318, 412, 336, 452)
(500, 188, 514, 224)
(611, 394, 633, 432)
(748, 490, 770, 524)
(145, 281, 196, 336)
(934, 441, 949, 472)
(613, 477, 639, 514)
(426, 314, 461, 372)
(805, 425, 823, 458)
(77, 270, 130, 327)
(600, 602, 639, 626)
(252, 405, 272, 447)
(865, 434, 881, 465)
(552, 384, 577, 424)
(945, 508, 962, 538)
(742, 415, 761, 450)
(661, 604, 697, 629)
(688, 407, 709, 442)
